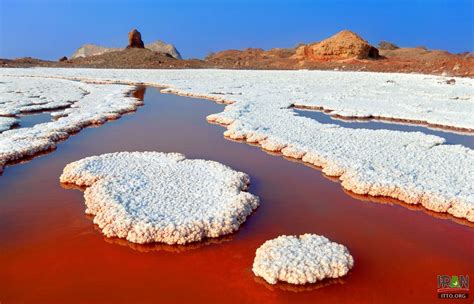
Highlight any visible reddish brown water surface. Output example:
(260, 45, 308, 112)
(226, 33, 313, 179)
(1, 87, 473, 303)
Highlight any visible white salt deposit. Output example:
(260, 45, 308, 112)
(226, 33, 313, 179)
(1, 69, 473, 222)
(0, 75, 139, 173)
(0, 116, 17, 132)
(60, 152, 259, 244)
(0, 75, 87, 115)
(2, 69, 472, 130)
(253, 234, 354, 285)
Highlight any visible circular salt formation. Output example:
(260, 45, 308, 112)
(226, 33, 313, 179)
(253, 234, 354, 285)
(60, 152, 259, 244)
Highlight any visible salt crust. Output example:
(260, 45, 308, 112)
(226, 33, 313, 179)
(3, 68, 472, 130)
(253, 234, 354, 285)
(0, 75, 139, 173)
(1, 69, 473, 222)
(0, 116, 17, 132)
(0, 76, 85, 115)
(60, 152, 259, 244)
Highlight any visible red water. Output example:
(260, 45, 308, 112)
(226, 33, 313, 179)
(1, 87, 472, 303)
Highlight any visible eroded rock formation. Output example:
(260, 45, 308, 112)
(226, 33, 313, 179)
(71, 28, 181, 59)
(295, 30, 380, 60)
(127, 28, 145, 48)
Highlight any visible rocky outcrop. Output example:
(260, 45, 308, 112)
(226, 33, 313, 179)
(72, 42, 181, 59)
(71, 44, 117, 58)
(71, 28, 182, 59)
(146, 40, 182, 59)
(378, 41, 399, 50)
(67, 48, 188, 68)
(295, 30, 380, 60)
(127, 29, 144, 48)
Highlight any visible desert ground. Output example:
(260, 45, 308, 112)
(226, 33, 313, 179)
(2, 30, 473, 77)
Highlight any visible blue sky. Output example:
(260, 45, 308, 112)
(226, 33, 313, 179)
(0, 0, 472, 60)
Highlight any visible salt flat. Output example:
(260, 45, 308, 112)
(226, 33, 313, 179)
(0, 76, 85, 115)
(3, 68, 473, 130)
(0, 68, 473, 222)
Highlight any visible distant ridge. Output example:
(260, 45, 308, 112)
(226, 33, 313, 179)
(3, 29, 472, 77)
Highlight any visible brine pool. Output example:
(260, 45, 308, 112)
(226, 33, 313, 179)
(1, 87, 472, 303)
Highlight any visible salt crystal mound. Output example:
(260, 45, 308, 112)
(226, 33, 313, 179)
(0, 117, 17, 132)
(1, 69, 473, 222)
(0, 75, 139, 173)
(60, 152, 259, 244)
(253, 234, 354, 285)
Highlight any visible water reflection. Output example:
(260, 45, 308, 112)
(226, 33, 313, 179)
(103, 233, 234, 253)
(294, 108, 474, 148)
(130, 85, 146, 100)
(254, 276, 346, 293)
(344, 190, 474, 228)
(17, 112, 53, 128)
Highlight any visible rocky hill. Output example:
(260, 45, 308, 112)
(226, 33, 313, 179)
(295, 30, 379, 60)
(206, 48, 295, 68)
(72, 40, 182, 60)
(67, 48, 199, 68)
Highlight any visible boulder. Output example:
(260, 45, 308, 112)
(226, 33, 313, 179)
(295, 30, 380, 60)
(127, 28, 144, 48)
(58, 56, 68, 62)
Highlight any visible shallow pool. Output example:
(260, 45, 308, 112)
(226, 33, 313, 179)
(295, 108, 474, 149)
(1, 87, 472, 303)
